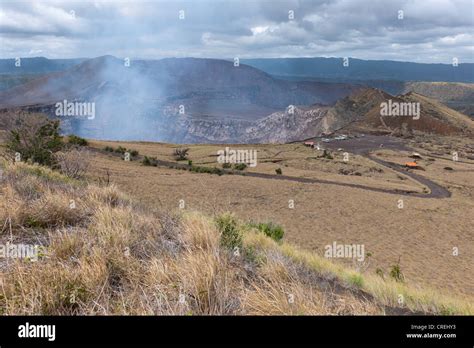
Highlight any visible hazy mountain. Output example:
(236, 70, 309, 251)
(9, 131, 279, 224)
(0, 56, 360, 142)
(0, 56, 471, 143)
(0, 57, 86, 75)
(2, 57, 472, 116)
(4, 57, 473, 83)
(0, 56, 358, 110)
(242, 58, 474, 83)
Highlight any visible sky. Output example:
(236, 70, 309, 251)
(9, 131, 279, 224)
(0, 0, 473, 63)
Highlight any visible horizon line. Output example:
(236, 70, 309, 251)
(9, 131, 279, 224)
(1, 55, 473, 65)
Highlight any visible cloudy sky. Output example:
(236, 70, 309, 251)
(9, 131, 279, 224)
(0, 0, 472, 63)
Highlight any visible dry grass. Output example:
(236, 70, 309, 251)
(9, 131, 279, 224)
(0, 159, 472, 315)
(81, 141, 474, 300)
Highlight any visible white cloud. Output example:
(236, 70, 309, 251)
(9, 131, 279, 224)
(251, 26, 270, 35)
(0, 0, 472, 62)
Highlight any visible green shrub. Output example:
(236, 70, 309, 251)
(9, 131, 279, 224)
(189, 165, 223, 176)
(142, 156, 151, 166)
(67, 134, 88, 146)
(7, 113, 63, 166)
(188, 160, 193, 166)
(104, 145, 137, 157)
(389, 258, 405, 282)
(142, 156, 158, 167)
(234, 163, 247, 171)
(255, 222, 284, 241)
(243, 245, 266, 266)
(275, 168, 282, 175)
(115, 146, 127, 154)
(24, 216, 44, 228)
(348, 274, 364, 288)
(214, 168, 224, 176)
(222, 162, 232, 169)
(216, 213, 242, 250)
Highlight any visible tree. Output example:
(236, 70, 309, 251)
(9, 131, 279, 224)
(6, 112, 63, 166)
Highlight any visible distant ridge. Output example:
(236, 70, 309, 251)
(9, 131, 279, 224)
(0, 57, 87, 75)
(242, 57, 474, 83)
(0, 55, 357, 109)
(1, 56, 473, 83)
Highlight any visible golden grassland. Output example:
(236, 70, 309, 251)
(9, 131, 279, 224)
(0, 160, 472, 315)
(78, 137, 474, 302)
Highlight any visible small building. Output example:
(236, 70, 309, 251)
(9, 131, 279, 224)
(405, 161, 421, 169)
(405, 161, 418, 167)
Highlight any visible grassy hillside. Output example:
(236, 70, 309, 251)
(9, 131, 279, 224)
(0, 159, 472, 315)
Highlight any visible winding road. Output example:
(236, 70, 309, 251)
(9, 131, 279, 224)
(95, 134, 453, 199)
(324, 135, 452, 198)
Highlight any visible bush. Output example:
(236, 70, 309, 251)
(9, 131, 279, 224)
(275, 168, 282, 175)
(189, 165, 223, 176)
(54, 148, 91, 179)
(173, 147, 189, 161)
(255, 222, 284, 241)
(142, 156, 150, 165)
(103, 145, 138, 158)
(6, 113, 63, 166)
(234, 163, 247, 171)
(389, 258, 405, 282)
(322, 150, 334, 160)
(67, 135, 88, 146)
(222, 162, 232, 169)
(142, 156, 158, 167)
(216, 213, 242, 250)
(115, 146, 127, 154)
(348, 274, 364, 288)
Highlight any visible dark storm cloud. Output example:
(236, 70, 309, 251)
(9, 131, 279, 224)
(0, 0, 472, 62)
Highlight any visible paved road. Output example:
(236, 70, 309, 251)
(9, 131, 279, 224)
(367, 154, 451, 198)
(324, 135, 451, 198)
